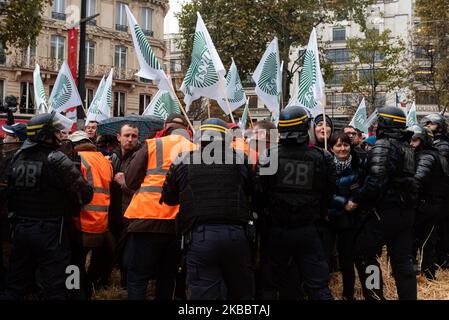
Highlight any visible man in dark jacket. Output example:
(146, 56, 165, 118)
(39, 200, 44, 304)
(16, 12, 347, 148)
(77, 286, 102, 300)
(109, 123, 141, 240)
(347, 106, 418, 300)
(1, 112, 93, 300)
(107, 123, 141, 288)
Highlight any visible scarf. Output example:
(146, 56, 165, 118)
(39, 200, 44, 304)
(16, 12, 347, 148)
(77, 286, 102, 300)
(334, 154, 352, 174)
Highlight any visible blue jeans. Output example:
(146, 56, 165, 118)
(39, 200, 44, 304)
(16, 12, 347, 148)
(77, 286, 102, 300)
(126, 232, 180, 300)
(186, 224, 255, 300)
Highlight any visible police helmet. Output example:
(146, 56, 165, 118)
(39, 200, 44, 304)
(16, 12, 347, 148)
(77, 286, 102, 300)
(377, 106, 407, 130)
(421, 113, 448, 133)
(27, 111, 65, 143)
(278, 105, 310, 134)
(408, 125, 434, 148)
(194, 118, 229, 143)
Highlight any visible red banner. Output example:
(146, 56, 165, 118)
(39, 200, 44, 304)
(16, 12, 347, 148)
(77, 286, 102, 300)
(67, 28, 78, 85)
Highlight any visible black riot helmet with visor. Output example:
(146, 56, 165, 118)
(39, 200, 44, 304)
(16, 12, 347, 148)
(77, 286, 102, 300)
(278, 105, 311, 143)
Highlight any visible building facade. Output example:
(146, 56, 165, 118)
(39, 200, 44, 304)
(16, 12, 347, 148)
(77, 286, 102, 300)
(0, 0, 169, 121)
(289, 0, 436, 123)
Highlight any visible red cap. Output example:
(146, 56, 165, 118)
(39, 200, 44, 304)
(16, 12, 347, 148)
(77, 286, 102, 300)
(227, 123, 240, 130)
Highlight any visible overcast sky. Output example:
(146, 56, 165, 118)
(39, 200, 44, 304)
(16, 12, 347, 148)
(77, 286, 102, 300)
(164, 0, 185, 34)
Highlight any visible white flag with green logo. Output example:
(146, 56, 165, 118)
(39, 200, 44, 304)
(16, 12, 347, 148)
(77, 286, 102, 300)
(86, 69, 113, 123)
(180, 12, 226, 111)
(218, 58, 246, 114)
(143, 90, 181, 120)
(252, 37, 281, 117)
(33, 64, 48, 114)
(239, 98, 249, 130)
(48, 61, 83, 113)
(349, 98, 368, 134)
(86, 76, 105, 122)
(407, 101, 418, 127)
(125, 5, 170, 91)
(293, 28, 324, 118)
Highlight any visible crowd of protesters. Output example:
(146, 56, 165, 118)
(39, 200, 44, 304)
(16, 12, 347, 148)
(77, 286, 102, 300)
(0, 105, 449, 300)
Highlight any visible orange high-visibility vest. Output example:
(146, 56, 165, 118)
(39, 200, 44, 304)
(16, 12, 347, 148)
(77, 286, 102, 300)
(79, 151, 113, 234)
(232, 137, 249, 156)
(125, 135, 195, 220)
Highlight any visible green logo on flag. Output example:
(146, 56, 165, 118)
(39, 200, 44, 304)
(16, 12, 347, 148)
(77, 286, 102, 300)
(297, 50, 317, 110)
(227, 72, 244, 103)
(353, 108, 367, 132)
(52, 74, 72, 110)
(407, 108, 418, 127)
(106, 86, 112, 111)
(134, 25, 162, 70)
(183, 32, 219, 96)
(37, 81, 46, 101)
(153, 92, 179, 119)
(258, 52, 278, 96)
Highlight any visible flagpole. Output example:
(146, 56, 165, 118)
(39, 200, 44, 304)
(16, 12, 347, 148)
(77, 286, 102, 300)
(247, 108, 254, 128)
(322, 95, 328, 151)
(207, 99, 211, 119)
(280, 60, 284, 110)
(218, 78, 236, 123)
(167, 79, 196, 134)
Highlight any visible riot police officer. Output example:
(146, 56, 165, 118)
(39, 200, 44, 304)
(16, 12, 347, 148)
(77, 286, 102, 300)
(347, 106, 418, 300)
(255, 106, 336, 300)
(160, 118, 255, 300)
(1, 112, 93, 300)
(421, 113, 449, 267)
(409, 125, 447, 280)
(422, 113, 449, 159)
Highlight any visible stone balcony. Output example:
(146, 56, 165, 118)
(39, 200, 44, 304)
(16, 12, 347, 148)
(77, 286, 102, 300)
(2, 54, 138, 81)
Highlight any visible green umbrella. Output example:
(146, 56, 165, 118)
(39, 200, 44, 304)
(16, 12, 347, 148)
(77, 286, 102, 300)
(97, 115, 164, 142)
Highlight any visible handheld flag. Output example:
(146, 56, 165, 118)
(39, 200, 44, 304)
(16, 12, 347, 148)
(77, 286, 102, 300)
(218, 58, 246, 114)
(125, 5, 170, 91)
(143, 90, 181, 120)
(293, 28, 325, 118)
(33, 64, 48, 114)
(48, 61, 83, 113)
(239, 98, 249, 130)
(407, 101, 418, 127)
(180, 12, 226, 111)
(349, 98, 368, 134)
(86, 69, 113, 123)
(252, 37, 281, 118)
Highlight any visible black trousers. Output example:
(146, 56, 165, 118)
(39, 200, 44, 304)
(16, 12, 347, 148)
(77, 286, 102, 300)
(355, 207, 417, 300)
(414, 202, 440, 279)
(186, 224, 255, 300)
(126, 232, 180, 300)
(261, 224, 333, 300)
(0, 218, 70, 300)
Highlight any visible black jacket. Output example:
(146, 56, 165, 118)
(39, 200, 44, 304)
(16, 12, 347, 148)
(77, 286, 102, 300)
(161, 145, 253, 235)
(7, 142, 93, 218)
(352, 129, 418, 209)
(255, 139, 336, 227)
